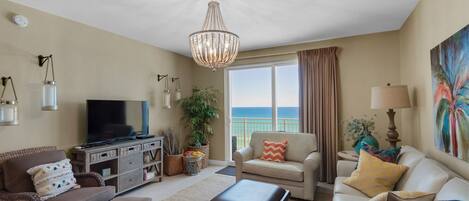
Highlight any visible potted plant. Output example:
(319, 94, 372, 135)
(344, 115, 380, 154)
(179, 88, 219, 169)
(161, 129, 184, 176)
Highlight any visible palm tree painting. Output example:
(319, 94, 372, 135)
(431, 24, 469, 162)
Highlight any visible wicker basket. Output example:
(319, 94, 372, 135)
(164, 154, 183, 176)
(184, 156, 202, 176)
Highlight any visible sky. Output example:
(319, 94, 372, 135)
(230, 64, 299, 107)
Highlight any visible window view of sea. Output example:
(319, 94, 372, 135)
(231, 107, 299, 151)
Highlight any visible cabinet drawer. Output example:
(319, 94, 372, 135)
(118, 169, 143, 192)
(119, 153, 143, 173)
(143, 141, 161, 151)
(90, 150, 117, 163)
(120, 145, 141, 157)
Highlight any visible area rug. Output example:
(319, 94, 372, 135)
(162, 174, 235, 201)
(215, 166, 236, 176)
(162, 173, 333, 201)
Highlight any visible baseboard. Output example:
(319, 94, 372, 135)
(208, 160, 228, 166)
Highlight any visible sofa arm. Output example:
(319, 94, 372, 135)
(75, 172, 105, 187)
(233, 146, 253, 182)
(303, 152, 321, 200)
(337, 160, 358, 177)
(0, 191, 41, 201)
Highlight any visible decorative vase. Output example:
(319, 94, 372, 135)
(186, 144, 209, 169)
(164, 154, 184, 176)
(353, 132, 379, 154)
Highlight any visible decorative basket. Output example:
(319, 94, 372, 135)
(184, 156, 202, 176)
(164, 154, 184, 176)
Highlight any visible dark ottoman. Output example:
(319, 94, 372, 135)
(211, 180, 290, 201)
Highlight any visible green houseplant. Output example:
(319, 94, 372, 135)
(179, 88, 219, 168)
(344, 115, 380, 154)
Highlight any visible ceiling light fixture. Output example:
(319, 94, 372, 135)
(189, 0, 240, 71)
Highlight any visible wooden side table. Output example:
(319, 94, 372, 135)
(337, 150, 359, 162)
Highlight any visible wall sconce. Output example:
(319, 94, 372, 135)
(157, 74, 171, 109)
(0, 76, 19, 126)
(38, 54, 58, 111)
(172, 77, 182, 101)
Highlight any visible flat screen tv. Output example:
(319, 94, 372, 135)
(86, 100, 149, 144)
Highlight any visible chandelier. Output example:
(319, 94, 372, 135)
(189, 0, 240, 71)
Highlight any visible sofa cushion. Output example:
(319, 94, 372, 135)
(47, 186, 115, 201)
(332, 194, 369, 201)
(242, 159, 304, 182)
(334, 177, 368, 198)
(250, 132, 317, 162)
(27, 159, 78, 200)
(343, 150, 408, 197)
(260, 140, 288, 162)
(397, 159, 450, 192)
(3, 150, 66, 193)
(394, 146, 426, 190)
(435, 178, 469, 200)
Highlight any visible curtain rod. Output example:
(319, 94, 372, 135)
(236, 51, 298, 60)
(237, 46, 338, 60)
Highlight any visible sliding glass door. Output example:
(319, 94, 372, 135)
(227, 62, 299, 160)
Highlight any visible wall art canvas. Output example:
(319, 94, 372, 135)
(431, 24, 469, 162)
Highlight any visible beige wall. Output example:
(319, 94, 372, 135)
(193, 31, 402, 161)
(0, 1, 193, 152)
(399, 0, 469, 179)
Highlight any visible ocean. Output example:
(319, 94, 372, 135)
(231, 107, 300, 150)
(232, 107, 299, 118)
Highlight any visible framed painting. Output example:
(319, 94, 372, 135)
(430, 24, 469, 162)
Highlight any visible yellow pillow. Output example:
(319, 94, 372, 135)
(343, 150, 408, 197)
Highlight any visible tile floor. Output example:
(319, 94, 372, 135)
(119, 165, 333, 201)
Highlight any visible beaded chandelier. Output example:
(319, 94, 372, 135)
(189, 0, 240, 71)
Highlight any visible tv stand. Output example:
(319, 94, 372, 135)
(70, 137, 164, 195)
(136, 135, 155, 139)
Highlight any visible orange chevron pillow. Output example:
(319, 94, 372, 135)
(260, 140, 288, 162)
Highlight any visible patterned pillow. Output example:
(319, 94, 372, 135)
(362, 144, 401, 163)
(370, 191, 436, 201)
(260, 140, 288, 162)
(27, 159, 79, 200)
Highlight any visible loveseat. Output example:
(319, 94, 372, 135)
(234, 132, 321, 201)
(0, 146, 115, 201)
(333, 146, 469, 201)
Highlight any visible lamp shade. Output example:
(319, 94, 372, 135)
(371, 85, 411, 109)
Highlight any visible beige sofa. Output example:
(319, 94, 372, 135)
(333, 146, 469, 201)
(234, 132, 321, 201)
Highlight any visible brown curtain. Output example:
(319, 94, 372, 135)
(298, 47, 339, 184)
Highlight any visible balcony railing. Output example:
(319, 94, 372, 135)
(231, 117, 299, 152)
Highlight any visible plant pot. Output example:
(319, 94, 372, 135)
(186, 144, 209, 169)
(164, 154, 184, 176)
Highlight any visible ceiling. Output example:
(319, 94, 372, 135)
(10, 0, 418, 57)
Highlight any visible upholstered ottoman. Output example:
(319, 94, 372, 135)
(211, 180, 290, 201)
(112, 197, 152, 201)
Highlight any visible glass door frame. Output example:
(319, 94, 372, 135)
(224, 59, 298, 164)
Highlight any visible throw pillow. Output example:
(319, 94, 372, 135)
(362, 144, 401, 163)
(27, 159, 78, 200)
(343, 150, 408, 197)
(260, 140, 288, 162)
(388, 191, 435, 201)
(370, 192, 436, 201)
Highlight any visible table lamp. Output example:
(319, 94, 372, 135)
(371, 84, 411, 147)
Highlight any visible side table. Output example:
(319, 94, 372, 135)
(337, 150, 359, 162)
